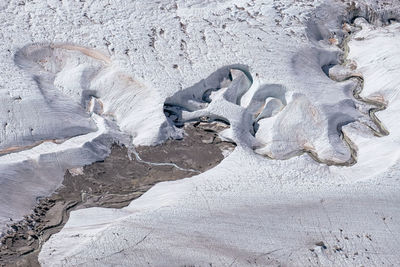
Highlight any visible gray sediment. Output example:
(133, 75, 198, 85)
(0, 122, 234, 267)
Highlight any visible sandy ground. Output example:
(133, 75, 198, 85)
(0, 123, 234, 266)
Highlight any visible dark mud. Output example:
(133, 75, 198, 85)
(0, 122, 234, 267)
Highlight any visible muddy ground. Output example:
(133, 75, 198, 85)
(0, 122, 234, 266)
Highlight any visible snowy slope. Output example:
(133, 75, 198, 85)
(32, 0, 400, 266)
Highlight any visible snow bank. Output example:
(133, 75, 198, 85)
(0, 115, 122, 233)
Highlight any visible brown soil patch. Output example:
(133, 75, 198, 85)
(0, 122, 234, 266)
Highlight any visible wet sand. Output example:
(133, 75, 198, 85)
(0, 122, 234, 266)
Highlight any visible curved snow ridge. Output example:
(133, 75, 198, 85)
(330, 18, 400, 180)
(14, 43, 173, 147)
(0, 48, 98, 155)
(162, 44, 380, 167)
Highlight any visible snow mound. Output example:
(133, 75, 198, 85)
(15, 43, 171, 146)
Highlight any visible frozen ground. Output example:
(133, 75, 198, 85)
(0, 0, 399, 266)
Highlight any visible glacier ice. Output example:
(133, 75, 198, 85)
(0, 0, 399, 265)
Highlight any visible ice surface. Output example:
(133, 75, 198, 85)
(0, 0, 399, 264)
(27, 0, 400, 266)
